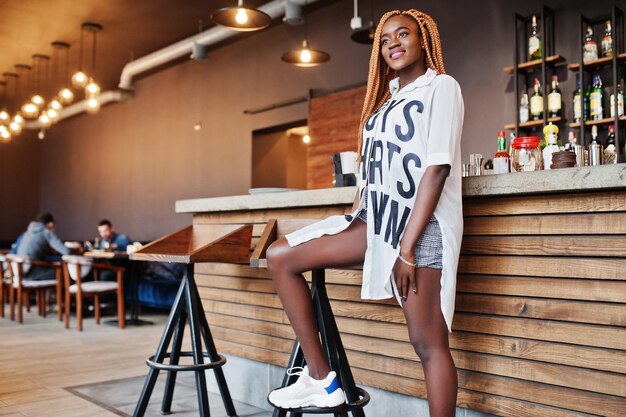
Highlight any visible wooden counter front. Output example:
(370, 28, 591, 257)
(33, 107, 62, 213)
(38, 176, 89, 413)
(180, 173, 626, 416)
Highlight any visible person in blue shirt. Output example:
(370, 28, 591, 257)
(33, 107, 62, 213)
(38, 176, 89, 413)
(95, 219, 131, 252)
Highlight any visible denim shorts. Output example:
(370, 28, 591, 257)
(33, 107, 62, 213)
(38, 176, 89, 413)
(356, 208, 443, 269)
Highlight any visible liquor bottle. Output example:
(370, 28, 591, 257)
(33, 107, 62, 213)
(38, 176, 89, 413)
(573, 78, 582, 123)
(604, 125, 617, 164)
(584, 81, 592, 121)
(602, 20, 613, 58)
(528, 15, 542, 60)
(590, 75, 604, 121)
(610, 83, 624, 118)
(493, 131, 510, 174)
(530, 78, 543, 121)
(589, 125, 603, 166)
(583, 26, 599, 63)
(542, 123, 560, 170)
(548, 75, 562, 118)
(565, 131, 576, 150)
(520, 87, 529, 123)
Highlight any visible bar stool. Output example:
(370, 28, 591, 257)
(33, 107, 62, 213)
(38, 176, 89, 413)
(130, 224, 253, 417)
(252, 220, 370, 417)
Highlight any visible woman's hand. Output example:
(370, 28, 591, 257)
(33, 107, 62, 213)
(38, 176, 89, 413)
(393, 251, 417, 301)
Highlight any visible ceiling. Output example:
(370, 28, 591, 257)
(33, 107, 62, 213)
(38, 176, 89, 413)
(0, 0, 273, 103)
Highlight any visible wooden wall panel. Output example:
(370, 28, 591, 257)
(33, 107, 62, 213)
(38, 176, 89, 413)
(194, 191, 626, 416)
(307, 87, 366, 189)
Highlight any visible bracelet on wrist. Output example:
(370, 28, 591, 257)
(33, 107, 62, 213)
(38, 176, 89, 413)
(398, 253, 417, 267)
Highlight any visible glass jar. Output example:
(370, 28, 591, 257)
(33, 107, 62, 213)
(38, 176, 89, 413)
(511, 136, 543, 172)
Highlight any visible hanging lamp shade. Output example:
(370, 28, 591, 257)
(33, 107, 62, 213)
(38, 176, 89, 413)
(350, 23, 374, 44)
(211, 0, 271, 31)
(282, 39, 330, 67)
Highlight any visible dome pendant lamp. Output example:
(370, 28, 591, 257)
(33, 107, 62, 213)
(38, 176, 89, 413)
(349, 0, 374, 44)
(211, 0, 271, 32)
(281, 1, 330, 67)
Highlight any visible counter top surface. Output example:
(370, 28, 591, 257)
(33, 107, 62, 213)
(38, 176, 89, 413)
(176, 186, 356, 213)
(177, 164, 626, 213)
(463, 163, 626, 197)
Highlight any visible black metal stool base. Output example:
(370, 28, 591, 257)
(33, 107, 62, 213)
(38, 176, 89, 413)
(269, 387, 370, 415)
(133, 264, 237, 417)
(270, 269, 369, 417)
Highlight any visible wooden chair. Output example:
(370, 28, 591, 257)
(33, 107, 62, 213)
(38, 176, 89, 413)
(0, 253, 11, 318)
(5, 254, 63, 323)
(62, 255, 126, 331)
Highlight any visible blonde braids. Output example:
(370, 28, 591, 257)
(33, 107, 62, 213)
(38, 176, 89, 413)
(357, 9, 446, 159)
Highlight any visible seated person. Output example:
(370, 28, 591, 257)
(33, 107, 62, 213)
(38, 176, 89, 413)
(16, 213, 82, 281)
(92, 219, 131, 252)
(9, 232, 25, 254)
(88, 219, 131, 283)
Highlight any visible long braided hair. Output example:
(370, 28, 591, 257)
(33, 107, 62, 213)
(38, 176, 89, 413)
(357, 9, 446, 159)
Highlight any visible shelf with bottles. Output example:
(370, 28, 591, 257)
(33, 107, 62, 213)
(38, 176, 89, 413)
(573, 6, 624, 159)
(503, 54, 566, 74)
(569, 115, 626, 128)
(504, 117, 563, 131)
(508, 6, 568, 136)
(568, 52, 626, 71)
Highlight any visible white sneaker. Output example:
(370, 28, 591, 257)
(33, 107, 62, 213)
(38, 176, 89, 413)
(268, 366, 346, 409)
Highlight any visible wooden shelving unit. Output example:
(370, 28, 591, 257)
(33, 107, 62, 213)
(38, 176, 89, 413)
(572, 6, 624, 157)
(569, 115, 626, 128)
(567, 52, 626, 71)
(505, 117, 563, 131)
(503, 54, 566, 74)
(507, 6, 567, 136)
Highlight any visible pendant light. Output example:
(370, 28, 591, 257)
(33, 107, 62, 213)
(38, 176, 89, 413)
(0, 80, 11, 141)
(281, 1, 330, 67)
(0, 125, 11, 141)
(53, 41, 74, 105)
(350, 0, 374, 44)
(86, 96, 100, 114)
(71, 23, 96, 88)
(14, 64, 30, 122)
(18, 64, 38, 119)
(211, 0, 271, 31)
(30, 54, 49, 110)
(3, 72, 22, 135)
(0, 81, 9, 124)
(83, 23, 102, 99)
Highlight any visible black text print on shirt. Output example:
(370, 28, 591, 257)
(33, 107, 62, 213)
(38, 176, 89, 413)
(361, 98, 425, 249)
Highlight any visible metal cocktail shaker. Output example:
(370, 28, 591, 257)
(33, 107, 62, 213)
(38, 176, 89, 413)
(470, 153, 483, 176)
(589, 142, 604, 166)
(572, 145, 584, 167)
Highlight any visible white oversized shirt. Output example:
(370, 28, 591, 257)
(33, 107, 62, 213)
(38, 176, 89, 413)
(286, 68, 464, 332)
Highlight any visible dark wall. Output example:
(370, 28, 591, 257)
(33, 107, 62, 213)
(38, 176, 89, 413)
(0, 131, 41, 242)
(2, 0, 620, 241)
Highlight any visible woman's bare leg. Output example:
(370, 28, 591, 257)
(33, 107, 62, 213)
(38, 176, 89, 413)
(266, 219, 367, 380)
(402, 267, 457, 417)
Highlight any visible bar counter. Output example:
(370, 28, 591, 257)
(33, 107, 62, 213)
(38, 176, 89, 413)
(177, 164, 626, 417)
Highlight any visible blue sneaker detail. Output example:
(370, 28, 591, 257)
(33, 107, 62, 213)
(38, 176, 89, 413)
(324, 376, 341, 394)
